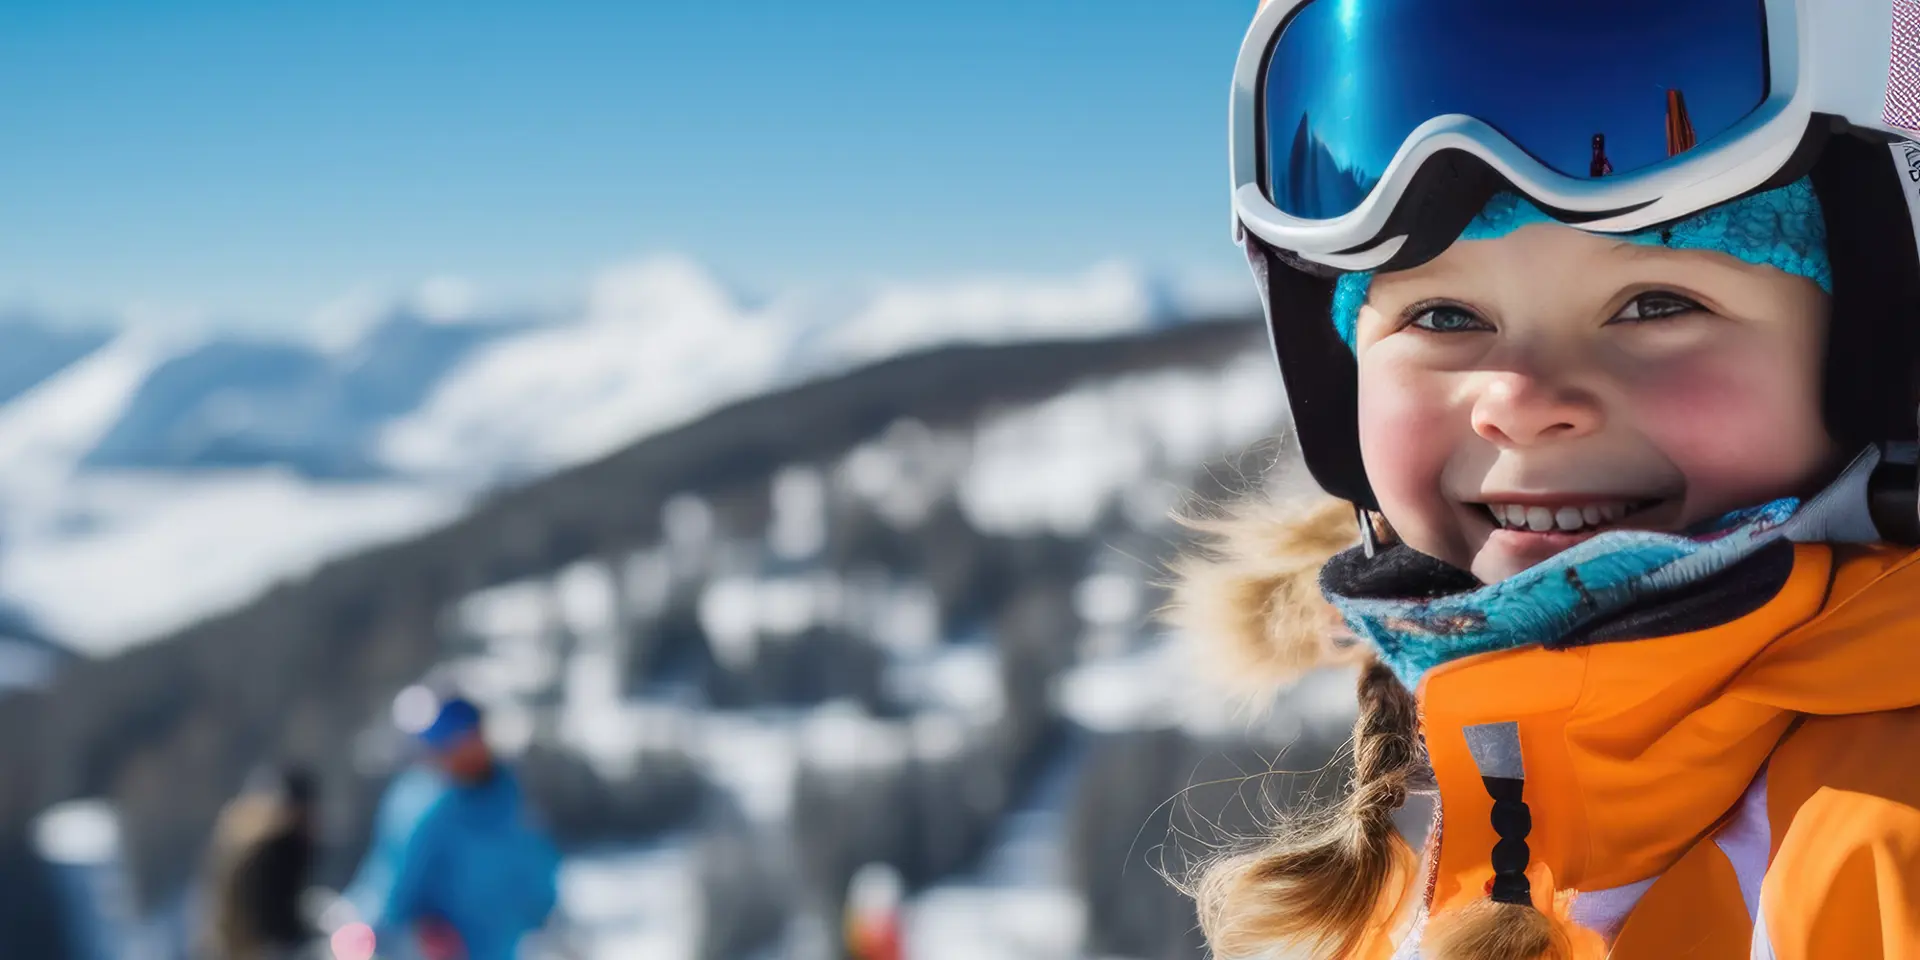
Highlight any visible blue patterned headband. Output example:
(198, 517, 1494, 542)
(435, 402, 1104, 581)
(1329, 177, 1832, 347)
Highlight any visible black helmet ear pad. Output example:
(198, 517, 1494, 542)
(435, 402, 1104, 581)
(1246, 236, 1376, 510)
(1249, 148, 1518, 512)
(1809, 134, 1920, 452)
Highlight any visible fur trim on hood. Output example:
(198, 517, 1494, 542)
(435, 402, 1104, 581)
(1164, 494, 1365, 696)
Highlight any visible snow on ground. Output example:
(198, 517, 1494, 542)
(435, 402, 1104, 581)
(958, 350, 1283, 537)
(561, 692, 697, 783)
(829, 344, 1285, 545)
(695, 712, 805, 825)
(555, 840, 700, 960)
(885, 642, 1005, 726)
(837, 419, 971, 531)
(554, 558, 622, 641)
(908, 886, 1088, 960)
(452, 577, 558, 651)
(905, 739, 1090, 960)
(1056, 634, 1359, 743)
(798, 700, 910, 774)
(0, 471, 461, 655)
(32, 799, 123, 867)
(0, 333, 173, 502)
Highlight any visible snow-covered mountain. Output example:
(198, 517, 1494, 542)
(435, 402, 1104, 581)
(84, 309, 520, 478)
(380, 257, 1212, 487)
(0, 315, 113, 409)
(0, 258, 1254, 656)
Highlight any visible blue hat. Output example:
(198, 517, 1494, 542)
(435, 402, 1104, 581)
(394, 683, 483, 752)
(416, 697, 480, 751)
(1330, 177, 1833, 347)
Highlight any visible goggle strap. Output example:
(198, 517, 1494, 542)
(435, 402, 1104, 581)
(1887, 0, 1920, 132)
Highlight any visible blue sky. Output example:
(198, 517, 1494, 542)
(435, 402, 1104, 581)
(0, 0, 1258, 330)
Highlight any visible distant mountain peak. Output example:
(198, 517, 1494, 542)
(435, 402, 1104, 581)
(587, 255, 737, 327)
(410, 275, 483, 325)
(0, 314, 116, 409)
(0, 259, 1261, 655)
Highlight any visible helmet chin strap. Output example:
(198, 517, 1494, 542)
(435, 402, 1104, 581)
(1783, 444, 1918, 545)
(1355, 503, 1379, 559)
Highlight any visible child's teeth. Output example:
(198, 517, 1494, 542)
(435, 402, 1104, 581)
(1487, 501, 1643, 532)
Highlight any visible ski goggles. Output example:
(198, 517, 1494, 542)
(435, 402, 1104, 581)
(1231, 0, 1920, 272)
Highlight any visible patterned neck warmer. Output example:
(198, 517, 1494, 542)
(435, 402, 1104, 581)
(1329, 177, 1832, 347)
(1320, 449, 1882, 688)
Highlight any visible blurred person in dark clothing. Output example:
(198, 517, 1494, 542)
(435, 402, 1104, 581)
(200, 765, 322, 960)
(343, 686, 559, 960)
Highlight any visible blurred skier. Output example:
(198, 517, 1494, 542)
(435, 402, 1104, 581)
(344, 686, 559, 960)
(843, 863, 904, 960)
(199, 765, 323, 960)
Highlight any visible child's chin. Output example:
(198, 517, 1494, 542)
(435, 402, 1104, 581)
(1472, 528, 1603, 582)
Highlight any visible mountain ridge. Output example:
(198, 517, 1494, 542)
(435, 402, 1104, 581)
(0, 260, 1255, 653)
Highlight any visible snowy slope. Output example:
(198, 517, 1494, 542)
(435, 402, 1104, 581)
(0, 329, 465, 653)
(381, 257, 1224, 488)
(380, 257, 793, 486)
(0, 332, 176, 503)
(83, 310, 516, 477)
(0, 257, 1255, 656)
(0, 317, 112, 408)
(2, 472, 461, 655)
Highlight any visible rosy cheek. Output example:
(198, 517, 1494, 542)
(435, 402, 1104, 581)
(1357, 361, 1465, 556)
(1626, 349, 1829, 515)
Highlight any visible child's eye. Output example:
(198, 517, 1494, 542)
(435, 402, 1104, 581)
(1611, 291, 1703, 323)
(1408, 304, 1491, 334)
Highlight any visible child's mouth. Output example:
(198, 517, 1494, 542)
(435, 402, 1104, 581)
(1475, 499, 1665, 535)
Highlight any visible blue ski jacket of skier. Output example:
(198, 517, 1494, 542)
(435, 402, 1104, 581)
(345, 765, 560, 960)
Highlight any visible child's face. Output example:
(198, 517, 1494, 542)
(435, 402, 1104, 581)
(1353, 223, 1836, 583)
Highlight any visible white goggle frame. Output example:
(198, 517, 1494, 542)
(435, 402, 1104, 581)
(1230, 0, 1920, 270)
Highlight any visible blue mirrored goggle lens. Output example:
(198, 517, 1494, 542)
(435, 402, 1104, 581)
(1262, 0, 1770, 220)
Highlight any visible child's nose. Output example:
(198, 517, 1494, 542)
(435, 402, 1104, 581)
(1469, 372, 1604, 447)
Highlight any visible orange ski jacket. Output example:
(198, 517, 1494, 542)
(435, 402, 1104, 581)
(1387, 542, 1920, 958)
